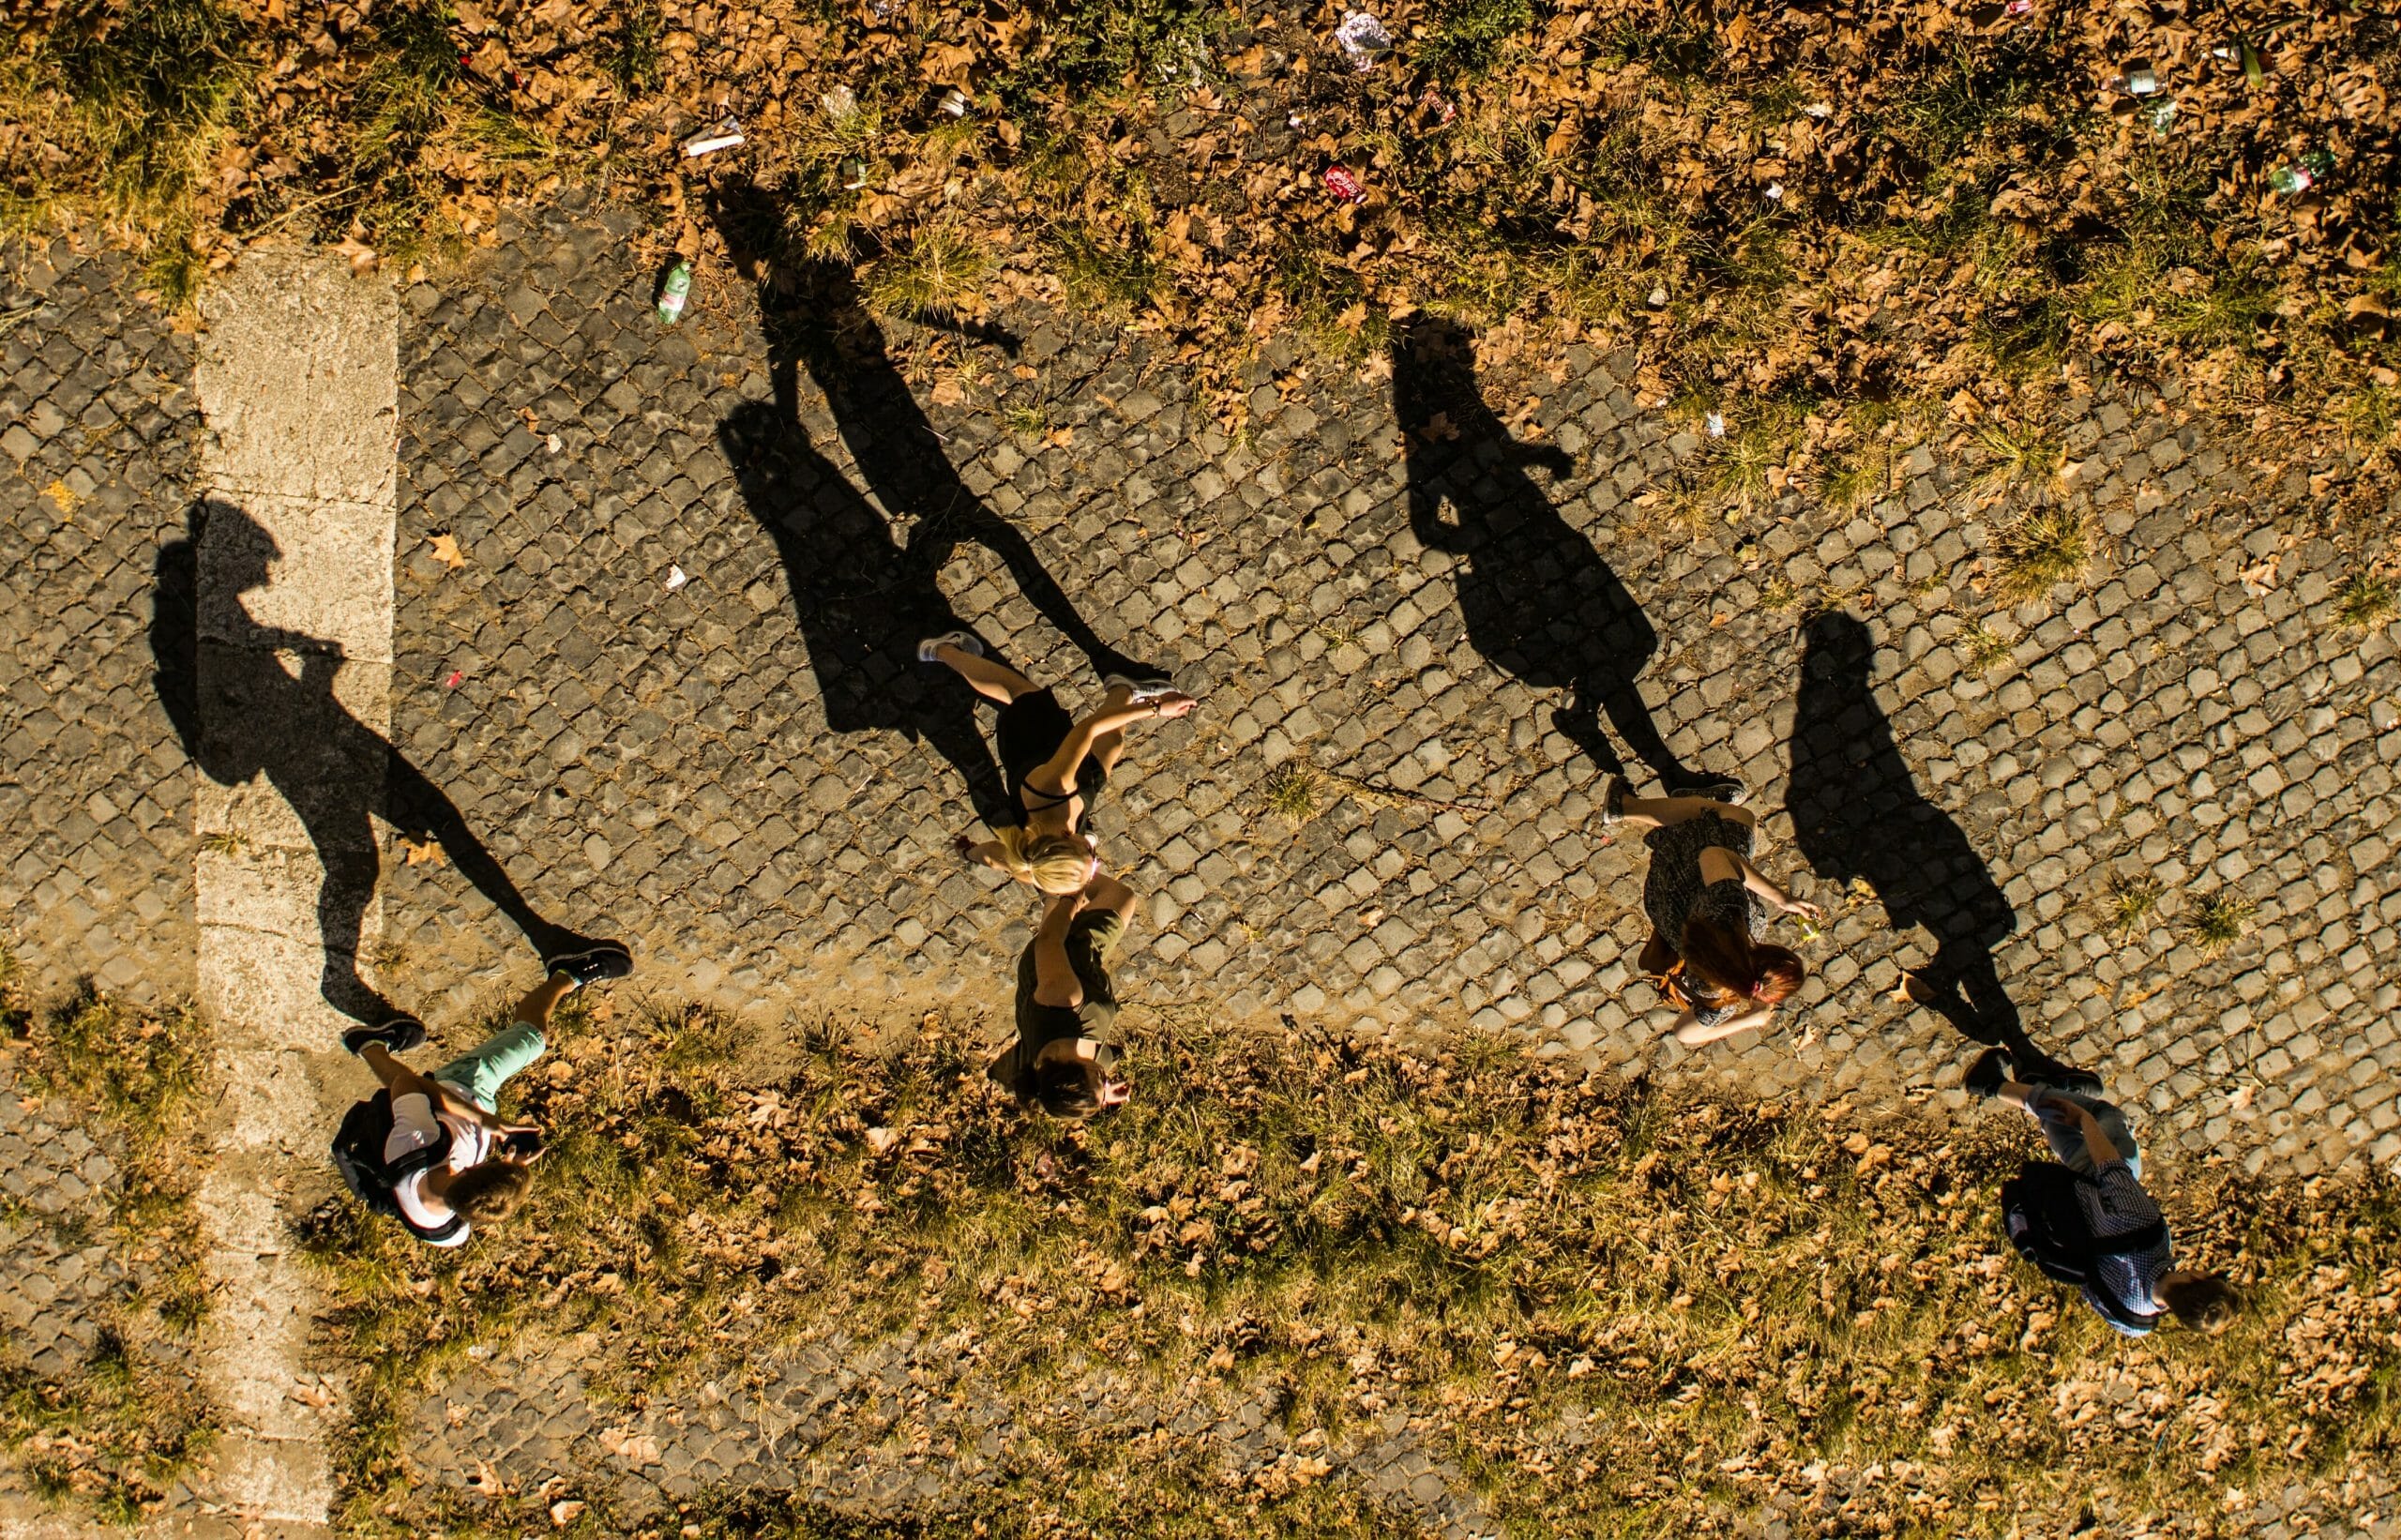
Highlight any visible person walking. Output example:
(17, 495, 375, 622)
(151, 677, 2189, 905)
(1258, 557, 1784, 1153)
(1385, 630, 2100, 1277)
(1601, 778, 1816, 1046)
(330, 944, 631, 1246)
(1970, 1049, 2242, 1336)
(919, 631, 1195, 894)
(988, 878, 1139, 1118)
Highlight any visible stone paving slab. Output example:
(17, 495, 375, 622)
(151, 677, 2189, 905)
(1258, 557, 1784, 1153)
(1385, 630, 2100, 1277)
(0, 242, 201, 1005)
(381, 196, 2400, 1179)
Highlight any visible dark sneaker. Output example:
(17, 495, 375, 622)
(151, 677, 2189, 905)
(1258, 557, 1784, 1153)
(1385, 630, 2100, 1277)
(1600, 774, 1629, 826)
(917, 630, 984, 663)
(1962, 1048, 2013, 1100)
(2028, 1061, 2106, 1097)
(343, 1017, 427, 1056)
(1103, 671, 1177, 702)
(547, 943, 633, 989)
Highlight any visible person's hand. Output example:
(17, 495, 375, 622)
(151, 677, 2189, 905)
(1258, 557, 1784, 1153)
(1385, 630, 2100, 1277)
(1786, 898, 1823, 922)
(1147, 690, 1198, 718)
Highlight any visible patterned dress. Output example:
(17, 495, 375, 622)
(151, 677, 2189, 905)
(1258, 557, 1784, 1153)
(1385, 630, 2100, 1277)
(1641, 811, 1762, 1029)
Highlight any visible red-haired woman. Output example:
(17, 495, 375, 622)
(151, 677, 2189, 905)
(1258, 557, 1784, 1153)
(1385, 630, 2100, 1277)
(1604, 778, 1820, 1046)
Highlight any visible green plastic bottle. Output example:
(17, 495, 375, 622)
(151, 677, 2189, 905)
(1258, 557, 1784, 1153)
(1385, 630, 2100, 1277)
(656, 259, 693, 325)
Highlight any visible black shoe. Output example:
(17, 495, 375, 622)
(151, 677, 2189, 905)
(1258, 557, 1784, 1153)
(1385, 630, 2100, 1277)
(1600, 774, 1628, 825)
(547, 942, 633, 989)
(343, 1017, 426, 1056)
(2029, 1062, 2106, 1097)
(1670, 778, 1747, 805)
(1962, 1048, 2012, 1100)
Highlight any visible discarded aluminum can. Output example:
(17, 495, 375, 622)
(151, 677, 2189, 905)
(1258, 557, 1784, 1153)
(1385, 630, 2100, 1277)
(840, 156, 870, 190)
(1323, 165, 1366, 203)
(656, 259, 693, 325)
(680, 116, 744, 159)
(1335, 10, 1394, 70)
(2004, 0, 2033, 12)
(1419, 89, 1457, 126)
(2145, 98, 2176, 133)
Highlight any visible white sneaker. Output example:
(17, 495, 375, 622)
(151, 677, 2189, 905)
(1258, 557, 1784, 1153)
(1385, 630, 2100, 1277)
(918, 631, 985, 663)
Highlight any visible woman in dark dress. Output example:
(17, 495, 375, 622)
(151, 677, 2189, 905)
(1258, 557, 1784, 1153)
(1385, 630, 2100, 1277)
(919, 630, 1196, 894)
(1603, 777, 1820, 1045)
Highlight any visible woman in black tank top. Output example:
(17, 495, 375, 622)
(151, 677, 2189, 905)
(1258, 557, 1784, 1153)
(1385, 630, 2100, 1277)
(917, 630, 1196, 893)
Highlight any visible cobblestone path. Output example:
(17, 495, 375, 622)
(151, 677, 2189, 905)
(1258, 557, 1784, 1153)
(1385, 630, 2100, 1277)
(380, 196, 2400, 1178)
(0, 245, 199, 1004)
(5, 205, 2400, 1537)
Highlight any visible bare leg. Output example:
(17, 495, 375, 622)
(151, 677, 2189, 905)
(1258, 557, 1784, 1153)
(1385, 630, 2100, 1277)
(932, 642, 1038, 705)
(518, 972, 578, 1032)
(1618, 794, 1745, 834)
(1090, 684, 1134, 777)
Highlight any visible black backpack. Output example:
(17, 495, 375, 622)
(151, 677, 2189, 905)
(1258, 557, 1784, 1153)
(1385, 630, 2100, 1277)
(331, 1091, 467, 1245)
(2001, 1160, 2167, 1332)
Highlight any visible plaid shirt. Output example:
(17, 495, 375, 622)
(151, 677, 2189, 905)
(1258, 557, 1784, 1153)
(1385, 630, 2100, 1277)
(2077, 1161, 2171, 1336)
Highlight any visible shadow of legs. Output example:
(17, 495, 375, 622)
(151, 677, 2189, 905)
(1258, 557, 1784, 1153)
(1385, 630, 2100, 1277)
(383, 751, 582, 962)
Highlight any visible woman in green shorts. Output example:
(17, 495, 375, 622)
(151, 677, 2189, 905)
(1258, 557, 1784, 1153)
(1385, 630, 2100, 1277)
(987, 877, 1139, 1118)
(919, 630, 1195, 894)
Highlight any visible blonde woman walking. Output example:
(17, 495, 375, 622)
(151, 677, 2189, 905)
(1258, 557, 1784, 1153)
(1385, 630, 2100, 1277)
(919, 631, 1195, 893)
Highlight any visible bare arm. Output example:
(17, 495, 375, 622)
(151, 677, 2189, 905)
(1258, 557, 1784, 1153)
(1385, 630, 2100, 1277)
(1722, 851, 1821, 919)
(2045, 1093, 2125, 1170)
(1673, 1003, 1774, 1045)
(1031, 894, 1086, 1008)
(1027, 698, 1192, 796)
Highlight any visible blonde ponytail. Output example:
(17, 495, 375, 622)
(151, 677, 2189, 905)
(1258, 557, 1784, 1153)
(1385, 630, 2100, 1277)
(991, 825, 1095, 894)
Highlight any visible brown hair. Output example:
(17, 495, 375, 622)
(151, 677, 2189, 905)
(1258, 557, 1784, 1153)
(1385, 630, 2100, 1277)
(1679, 918, 1805, 1007)
(2160, 1275, 2242, 1334)
(445, 1161, 535, 1227)
(1019, 1057, 1115, 1121)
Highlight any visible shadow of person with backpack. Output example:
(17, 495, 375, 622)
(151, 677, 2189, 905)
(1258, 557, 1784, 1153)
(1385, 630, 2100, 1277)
(149, 502, 609, 1033)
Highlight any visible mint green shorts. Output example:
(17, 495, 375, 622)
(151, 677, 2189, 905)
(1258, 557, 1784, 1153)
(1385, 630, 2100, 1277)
(429, 1021, 545, 1112)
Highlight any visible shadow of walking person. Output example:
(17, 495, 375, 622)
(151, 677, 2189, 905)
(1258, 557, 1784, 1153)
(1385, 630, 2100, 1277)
(151, 503, 590, 1030)
(1788, 611, 2091, 1080)
(1395, 316, 1732, 794)
(709, 180, 1161, 700)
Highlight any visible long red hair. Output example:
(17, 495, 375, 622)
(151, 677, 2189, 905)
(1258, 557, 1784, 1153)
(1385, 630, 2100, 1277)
(1679, 918, 1804, 1007)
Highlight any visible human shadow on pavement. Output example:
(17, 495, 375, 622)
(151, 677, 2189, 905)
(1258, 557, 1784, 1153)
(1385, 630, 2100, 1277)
(151, 503, 590, 1029)
(708, 181, 1161, 827)
(1787, 611, 2090, 1079)
(1396, 316, 1723, 792)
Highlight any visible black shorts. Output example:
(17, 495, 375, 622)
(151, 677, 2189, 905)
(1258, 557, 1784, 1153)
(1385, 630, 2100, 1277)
(996, 688, 1107, 819)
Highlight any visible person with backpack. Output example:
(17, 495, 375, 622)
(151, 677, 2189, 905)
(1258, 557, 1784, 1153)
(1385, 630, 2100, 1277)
(332, 944, 631, 1246)
(1969, 1048, 2242, 1336)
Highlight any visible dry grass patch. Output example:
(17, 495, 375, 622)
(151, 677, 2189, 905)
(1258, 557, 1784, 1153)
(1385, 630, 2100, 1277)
(1990, 506, 2094, 600)
(0, 958, 217, 1523)
(305, 997, 2400, 1538)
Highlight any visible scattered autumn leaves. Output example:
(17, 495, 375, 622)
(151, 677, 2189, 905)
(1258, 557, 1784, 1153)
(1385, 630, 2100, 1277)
(7, 0, 2398, 458)
(313, 998, 2401, 1537)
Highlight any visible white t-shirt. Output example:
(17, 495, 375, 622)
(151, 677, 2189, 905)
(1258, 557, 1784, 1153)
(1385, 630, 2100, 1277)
(384, 1084, 494, 1246)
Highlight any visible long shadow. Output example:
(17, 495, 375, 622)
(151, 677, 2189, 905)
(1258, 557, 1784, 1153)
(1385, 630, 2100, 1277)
(1395, 316, 1718, 790)
(706, 183, 1162, 824)
(1788, 611, 2084, 1074)
(151, 503, 587, 1028)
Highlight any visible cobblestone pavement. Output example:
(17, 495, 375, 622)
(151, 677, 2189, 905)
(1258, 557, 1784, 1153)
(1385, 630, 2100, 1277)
(7, 200, 2401, 1536)
(384, 195, 2400, 1181)
(0, 244, 200, 1005)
